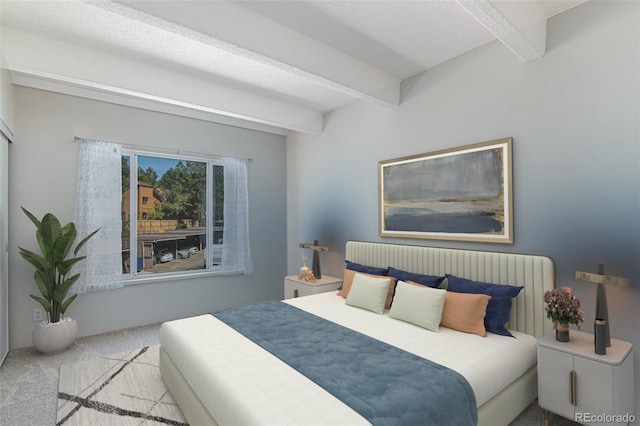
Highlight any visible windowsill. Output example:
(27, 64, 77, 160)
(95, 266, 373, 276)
(122, 268, 225, 285)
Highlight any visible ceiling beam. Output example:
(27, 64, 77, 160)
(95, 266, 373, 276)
(1, 28, 322, 134)
(103, 1, 401, 108)
(455, 0, 546, 62)
(10, 72, 291, 137)
(1, 0, 402, 132)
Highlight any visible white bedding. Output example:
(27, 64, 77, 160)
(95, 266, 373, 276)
(160, 292, 537, 425)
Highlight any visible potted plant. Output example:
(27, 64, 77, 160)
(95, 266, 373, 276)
(19, 207, 99, 353)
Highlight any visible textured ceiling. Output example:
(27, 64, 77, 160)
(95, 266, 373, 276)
(0, 0, 588, 134)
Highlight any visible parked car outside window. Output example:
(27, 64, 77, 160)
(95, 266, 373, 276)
(155, 249, 173, 264)
(177, 249, 191, 259)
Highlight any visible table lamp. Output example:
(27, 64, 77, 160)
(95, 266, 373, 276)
(299, 240, 329, 279)
(575, 264, 629, 348)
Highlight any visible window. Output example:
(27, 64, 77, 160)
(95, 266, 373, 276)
(121, 150, 226, 279)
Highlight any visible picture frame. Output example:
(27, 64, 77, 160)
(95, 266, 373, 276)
(379, 137, 513, 243)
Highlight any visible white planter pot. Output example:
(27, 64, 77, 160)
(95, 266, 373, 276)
(32, 317, 78, 354)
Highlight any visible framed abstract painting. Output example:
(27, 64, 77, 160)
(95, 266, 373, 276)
(379, 138, 513, 243)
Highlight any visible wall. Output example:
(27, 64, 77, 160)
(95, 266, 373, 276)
(9, 87, 287, 349)
(0, 67, 15, 134)
(287, 1, 639, 414)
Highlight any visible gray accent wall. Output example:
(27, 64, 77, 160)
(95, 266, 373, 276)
(286, 1, 639, 414)
(8, 87, 287, 349)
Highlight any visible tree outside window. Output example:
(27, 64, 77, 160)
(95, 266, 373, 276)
(121, 153, 223, 277)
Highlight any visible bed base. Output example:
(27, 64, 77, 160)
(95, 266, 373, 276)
(160, 347, 218, 426)
(161, 346, 537, 426)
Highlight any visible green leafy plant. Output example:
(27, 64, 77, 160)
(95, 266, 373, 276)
(18, 207, 99, 323)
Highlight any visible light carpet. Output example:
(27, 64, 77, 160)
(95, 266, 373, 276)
(56, 345, 187, 426)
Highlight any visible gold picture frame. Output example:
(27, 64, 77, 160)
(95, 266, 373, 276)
(379, 138, 513, 244)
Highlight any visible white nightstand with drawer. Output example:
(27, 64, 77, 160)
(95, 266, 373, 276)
(284, 275, 342, 299)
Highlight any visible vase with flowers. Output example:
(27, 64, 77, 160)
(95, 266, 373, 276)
(544, 286, 584, 342)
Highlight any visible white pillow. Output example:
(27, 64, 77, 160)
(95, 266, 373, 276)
(389, 280, 446, 331)
(345, 273, 391, 314)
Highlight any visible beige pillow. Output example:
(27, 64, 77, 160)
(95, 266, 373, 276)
(389, 281, 446, 332)
(338, 269, 397, 309)
(441, 291, 491, 337)
(345, 274, 390, 314)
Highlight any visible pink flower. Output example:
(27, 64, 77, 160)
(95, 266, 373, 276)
(543, 286, 583, 328)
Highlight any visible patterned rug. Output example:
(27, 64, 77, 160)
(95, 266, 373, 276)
(57, 345, 187, 425)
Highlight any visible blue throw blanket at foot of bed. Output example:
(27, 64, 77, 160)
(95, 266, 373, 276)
(213, 300, 477, 426)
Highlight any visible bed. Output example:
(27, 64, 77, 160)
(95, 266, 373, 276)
(160, 241, 555, 425)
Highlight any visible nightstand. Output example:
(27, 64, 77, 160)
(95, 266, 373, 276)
(284, 275, 342, 299)
(537, 330, 634, 426)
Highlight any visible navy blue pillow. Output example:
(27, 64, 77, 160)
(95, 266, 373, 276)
(445, 274, 523, 337)
(341, 261, 389, 291)
(388, 267, 444, 288)
(345, 261, 389, 276)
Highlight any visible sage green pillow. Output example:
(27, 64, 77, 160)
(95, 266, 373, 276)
(389, 280, 446, 331)
(345, 273, 391, 314)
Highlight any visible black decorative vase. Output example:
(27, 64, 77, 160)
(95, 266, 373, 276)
(555, 323, 570, 342)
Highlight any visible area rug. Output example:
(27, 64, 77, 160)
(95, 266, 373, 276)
(57, 345, 187, 425)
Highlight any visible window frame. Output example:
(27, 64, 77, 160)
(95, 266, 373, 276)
(121, 148, 223, 284)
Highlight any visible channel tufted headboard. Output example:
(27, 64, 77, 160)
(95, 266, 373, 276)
(345, 241, 555, 338)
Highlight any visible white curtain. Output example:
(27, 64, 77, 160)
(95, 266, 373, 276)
(72, 139, 123, 293)
(220, 157, 253, 275)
